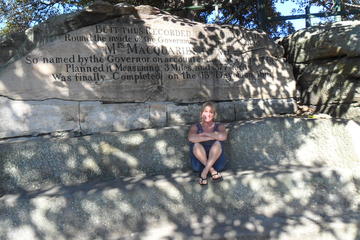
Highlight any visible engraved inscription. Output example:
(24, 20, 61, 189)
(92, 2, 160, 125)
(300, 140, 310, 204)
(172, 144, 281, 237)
(23, 23, 278, 87)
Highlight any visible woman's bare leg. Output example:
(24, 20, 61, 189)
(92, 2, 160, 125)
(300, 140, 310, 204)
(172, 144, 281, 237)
(193, 143, 209, 183)
(201, 141, 222, 179)
(193, 143, 207, 167)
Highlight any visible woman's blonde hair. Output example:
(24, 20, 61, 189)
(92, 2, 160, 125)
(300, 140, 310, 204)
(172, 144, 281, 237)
(200, 102, 217, 122)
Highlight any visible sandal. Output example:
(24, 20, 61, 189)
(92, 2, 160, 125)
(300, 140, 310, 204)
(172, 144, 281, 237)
(211, 172, 223, 182)
(199, 176, 208, 185)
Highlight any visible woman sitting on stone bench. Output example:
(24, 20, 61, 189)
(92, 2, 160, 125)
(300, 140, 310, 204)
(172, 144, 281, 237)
(188, 102, 228, 185)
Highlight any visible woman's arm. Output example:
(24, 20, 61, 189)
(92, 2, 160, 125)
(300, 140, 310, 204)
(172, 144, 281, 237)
(202, 124, 228, 141)
(188, 124, 215, 143)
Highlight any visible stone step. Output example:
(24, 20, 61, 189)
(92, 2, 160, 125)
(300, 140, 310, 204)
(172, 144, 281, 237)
(1, 167, 359, 240)
(1, 117, 359, 193)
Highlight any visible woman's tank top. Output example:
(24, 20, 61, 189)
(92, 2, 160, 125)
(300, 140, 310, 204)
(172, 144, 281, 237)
(195, 122, 220, 146)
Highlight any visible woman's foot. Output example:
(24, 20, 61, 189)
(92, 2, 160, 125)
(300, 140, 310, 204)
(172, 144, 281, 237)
(199, 170, 208, 185)
(211, 172, 223, 182)
(199, 176, 208, 185)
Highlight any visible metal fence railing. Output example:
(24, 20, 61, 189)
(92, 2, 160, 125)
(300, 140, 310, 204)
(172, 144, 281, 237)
(164, 1, 360, 30)
(257, 0, 360, 29)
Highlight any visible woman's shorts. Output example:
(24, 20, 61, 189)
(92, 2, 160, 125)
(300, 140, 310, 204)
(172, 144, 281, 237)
(189, 140, 227, 172)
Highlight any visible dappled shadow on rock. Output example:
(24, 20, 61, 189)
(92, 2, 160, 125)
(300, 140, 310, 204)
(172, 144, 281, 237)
(1, 166, 359, 239)
(279, 21, 360, 121)
(1, 118, 360, 239)
(0, 4, 359, 240)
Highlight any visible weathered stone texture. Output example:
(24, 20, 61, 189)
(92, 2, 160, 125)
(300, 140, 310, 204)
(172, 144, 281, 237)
(298, 58, 360, 105)
(167, 103, 201, 125)
(280, 21, 360, 121)
(235, 98, 297, 120)
(0, 2, 298, 139)
(316, 103, 360, 122)
(281, 21, 360, 64)
(1, 118, 359, 193)
(79, 99, 296, 134)
(149, 103, 167, 127)
(217, 101, 236, 122)
(0, 4, 296, 103)
(0, 98, 296, 138)
(0, 1, 137, 66)
(79, 102, 151, 133)
(1, 166, 359, 240)
(0, 97, 79, 138)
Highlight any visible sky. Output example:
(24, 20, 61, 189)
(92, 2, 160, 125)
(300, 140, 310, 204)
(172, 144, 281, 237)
(275, 1, 329, 30)
(207, 1, 329, 32)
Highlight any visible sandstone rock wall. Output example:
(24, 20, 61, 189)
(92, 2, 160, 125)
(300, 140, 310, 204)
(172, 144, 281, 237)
(280, 21, 360, 121)
(0, 1, 297, 139)
(0, 97, 296, 138)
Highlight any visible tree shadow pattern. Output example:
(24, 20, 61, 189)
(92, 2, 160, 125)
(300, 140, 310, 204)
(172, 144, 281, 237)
(1, 118, 360, 239)
(0, 5, 359, 240)
(280, 22, 360, 120)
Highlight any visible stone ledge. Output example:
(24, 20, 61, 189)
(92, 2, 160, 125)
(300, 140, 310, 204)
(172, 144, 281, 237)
(0, 98, 297, 138)
(0, 97, 79, 139)
(0, 117, 358, 193)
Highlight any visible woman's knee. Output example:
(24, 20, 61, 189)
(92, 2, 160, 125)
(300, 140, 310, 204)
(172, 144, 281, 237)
(193, 142, 201, 148)
(193, 143, 204, 155)
(211, 141, 222, 151)
(193, 142, 200, 152)
(213, 140, 221, 146)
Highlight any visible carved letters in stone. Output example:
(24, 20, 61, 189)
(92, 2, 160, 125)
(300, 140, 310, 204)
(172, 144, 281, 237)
(0, 15, 296, 102)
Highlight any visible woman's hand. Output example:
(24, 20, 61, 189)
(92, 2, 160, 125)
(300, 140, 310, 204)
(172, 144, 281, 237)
(201, 131, 227, 141)
(188, 124, 228, 143)
(189, 132, 214, 143)
(188, 125, 214, 143)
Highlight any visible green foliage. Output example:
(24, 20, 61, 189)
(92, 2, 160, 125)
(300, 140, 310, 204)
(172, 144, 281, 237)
(194, 0, 295, 38)
(1, 0, 360, 37)
(0, 0, 92, 34)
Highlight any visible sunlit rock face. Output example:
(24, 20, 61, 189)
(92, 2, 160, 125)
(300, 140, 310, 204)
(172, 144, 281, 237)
(0, 3, 295, 102)
(0, 2, 297, 138)
(280, 21, 360, 121)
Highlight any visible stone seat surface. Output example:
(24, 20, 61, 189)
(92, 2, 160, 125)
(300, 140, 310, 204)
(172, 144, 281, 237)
(1, 117, 359, 193)
(1, 166, 359, 240)
(1, 117, 359, 240)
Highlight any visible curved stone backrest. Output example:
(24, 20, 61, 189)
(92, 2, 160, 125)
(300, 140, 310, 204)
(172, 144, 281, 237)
(1, 117, 359, 193)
